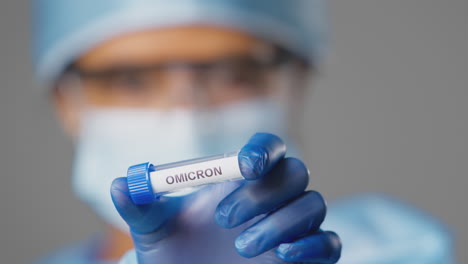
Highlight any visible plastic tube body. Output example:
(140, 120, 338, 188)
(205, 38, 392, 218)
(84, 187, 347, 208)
(150, 151, 242, 194)
(127, 151, 243, 204)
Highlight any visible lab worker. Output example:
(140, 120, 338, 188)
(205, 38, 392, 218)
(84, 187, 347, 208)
(30, 0, 453, 263)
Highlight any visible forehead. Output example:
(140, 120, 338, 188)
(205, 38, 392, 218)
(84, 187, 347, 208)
(76, 26, 266, 69)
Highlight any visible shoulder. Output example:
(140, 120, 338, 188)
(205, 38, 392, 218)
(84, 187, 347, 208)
(322, 193, 454, 263)
(32, 237, 110, 264)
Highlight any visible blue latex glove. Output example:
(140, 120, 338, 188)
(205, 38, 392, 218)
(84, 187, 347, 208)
(111, 133, 341, 264)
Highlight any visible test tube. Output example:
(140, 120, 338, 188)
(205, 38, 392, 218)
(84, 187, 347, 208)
(127, 151, 244, 204)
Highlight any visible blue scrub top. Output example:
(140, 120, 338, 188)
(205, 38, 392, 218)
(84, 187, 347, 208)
(33, 235, 115, 264)
(33, 194, 454, 264)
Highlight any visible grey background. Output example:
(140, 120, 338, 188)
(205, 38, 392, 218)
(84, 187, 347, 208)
(1, 0, 467, 263)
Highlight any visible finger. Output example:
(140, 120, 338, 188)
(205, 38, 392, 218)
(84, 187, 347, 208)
(215, 157, 309, 228)
(110, 177, 181, 234)
(238, 132, 286, 180)
(234, 191, 326, 258)
(276, 231, 341, 263)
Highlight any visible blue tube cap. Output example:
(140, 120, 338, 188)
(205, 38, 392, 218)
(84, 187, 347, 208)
(127, 162, 154, 205)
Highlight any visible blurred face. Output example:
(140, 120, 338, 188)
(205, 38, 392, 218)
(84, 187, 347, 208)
(58, 27, 310, 234)
(53, 26, 308, 136)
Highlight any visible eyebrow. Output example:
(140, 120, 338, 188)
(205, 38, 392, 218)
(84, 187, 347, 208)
(67, 51, 292, 79)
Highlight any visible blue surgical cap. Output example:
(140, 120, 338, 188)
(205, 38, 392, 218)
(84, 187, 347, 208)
(31, 0, 328, 86)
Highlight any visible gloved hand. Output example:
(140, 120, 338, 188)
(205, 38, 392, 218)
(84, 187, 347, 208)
(111, 133, 341, 264)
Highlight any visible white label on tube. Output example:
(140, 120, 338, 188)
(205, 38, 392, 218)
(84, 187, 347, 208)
(149, 155, 243, 194)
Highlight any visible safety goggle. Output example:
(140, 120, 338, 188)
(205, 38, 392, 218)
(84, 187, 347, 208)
(58, 47, 306, 107)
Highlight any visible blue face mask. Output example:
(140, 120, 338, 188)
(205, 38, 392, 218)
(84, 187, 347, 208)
(72, 99, 290, 232)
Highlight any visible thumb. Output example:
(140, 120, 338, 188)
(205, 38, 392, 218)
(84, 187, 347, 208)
(111, 177, 181, 235)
